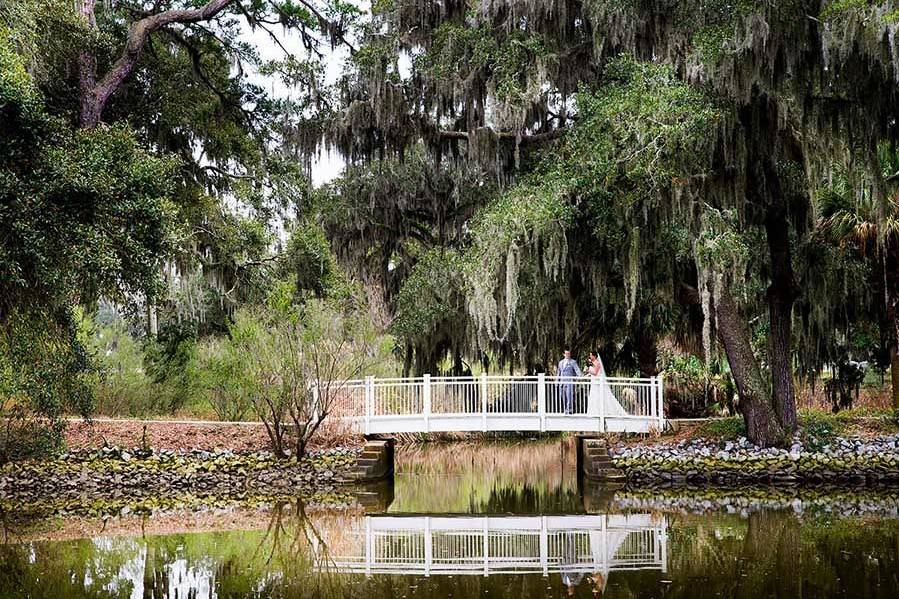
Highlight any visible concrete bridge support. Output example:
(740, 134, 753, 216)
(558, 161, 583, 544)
(353, 437, 395, 482)
(576, 435, 626, 482)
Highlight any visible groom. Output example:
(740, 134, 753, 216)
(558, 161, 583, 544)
(557, 349, 582, 414)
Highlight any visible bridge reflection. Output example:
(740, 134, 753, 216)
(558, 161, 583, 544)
(320, 513, 668, 577)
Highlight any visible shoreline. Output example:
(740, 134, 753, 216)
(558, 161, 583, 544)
(0, 446, 361, 505)
(3, 430, 898, 510)
(612, 433, 899, 485)
(3, 482, 899, 545)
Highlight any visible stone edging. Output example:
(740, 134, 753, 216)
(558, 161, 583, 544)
(612, 434, 899, 485)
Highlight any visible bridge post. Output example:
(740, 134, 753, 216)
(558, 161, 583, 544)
(423, 374, 431, 433)
(537, 373, 546, 432)
(657, 374, 665, 431)
(482, 518, 489, 576)
(364, 375, 374, 435)
(660, 528, 669, 573)
(599, 377, 606, 433)
(480, 372, 488, 432)
(539, 515, 548, 576)
(365, 516, 372, 576)
(424, 516, 432, 577)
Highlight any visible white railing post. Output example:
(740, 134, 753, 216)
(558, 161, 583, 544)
(364, 376, 374, 435)
(423, 374, 432, 432)
(480, 372, 488, 431)
(365, 516, 373, 577)
(659, 527, 668, 573)
(599, 377, 606, 433)
(424, 516, 432, 577)
(600, 516, 608, 571)
(539, 515, 548, 577)
(537, 373, 546, 432)
(657, 375, 665, 431)
(482, 518, 489, 576)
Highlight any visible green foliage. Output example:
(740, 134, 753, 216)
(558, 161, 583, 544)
(561, 57, 724, 199)
(0, 29, 176, 311)
(284, 220, 350, 300)
(1, 27, 176, 454)
(86, 316, 157, 418)
(143, 322, 201, 414)
(0, 308, 94, 461)
(798, 411, 848, 451)
(660, 349, 735, 416)
(451, 55, 725, 357)
(392, 248, 464, 341)
(697, 416, 746, 441)
(198, 338, 255, 422)
(226, 299, 387, 457)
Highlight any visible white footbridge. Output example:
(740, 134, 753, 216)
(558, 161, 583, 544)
(337, 375, 665, 435)
(322, 514, 668, 577)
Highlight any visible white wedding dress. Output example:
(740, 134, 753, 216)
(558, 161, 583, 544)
(588, 527, 629, 582)
(586, 358, 628, 417)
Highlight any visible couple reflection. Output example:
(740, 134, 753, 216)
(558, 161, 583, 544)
(561, 569, 606, 596)
(560, 529, 611, 596)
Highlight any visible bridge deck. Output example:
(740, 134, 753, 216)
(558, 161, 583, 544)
(337, 375, 665, 434)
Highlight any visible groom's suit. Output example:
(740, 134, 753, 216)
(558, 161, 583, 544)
(557, 358, 582, 414)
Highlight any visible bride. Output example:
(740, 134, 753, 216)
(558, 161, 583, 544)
(586, 353, 628, 417)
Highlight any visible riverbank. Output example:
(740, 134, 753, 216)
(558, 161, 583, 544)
(612, 433, 899, 485)
(0, 446, 361, 505)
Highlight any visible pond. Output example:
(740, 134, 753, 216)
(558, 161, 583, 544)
(2, 440, 898, 598)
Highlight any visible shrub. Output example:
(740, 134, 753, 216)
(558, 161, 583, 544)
(88, 318, 159, 417)
(199, 339, 254, 422)
(229, 299, 382, 458)
(696, 416, 746, 441)
(143, 321, 202, 413)
(0, 308, 93, 461)
(798, 411, 847, 451)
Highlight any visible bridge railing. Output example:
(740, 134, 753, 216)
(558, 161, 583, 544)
(334, 374, 664, 434)
(320, 515, 668, 576)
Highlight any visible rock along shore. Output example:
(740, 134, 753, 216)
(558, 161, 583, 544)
(0, 446, 362, 503)
(612, 434, 899, 485)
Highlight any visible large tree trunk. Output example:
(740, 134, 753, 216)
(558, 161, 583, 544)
(715, 286, 786, 447)
(764, 179, 798, 433)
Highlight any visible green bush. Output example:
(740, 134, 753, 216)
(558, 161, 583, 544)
(87, 318, 159, 417)
(798, 411, 847, 451)
(199, 338, 254, 422)
(0, 308, 93, 461)
(143, 321, 202, 414)
(696, 417, 746, 441)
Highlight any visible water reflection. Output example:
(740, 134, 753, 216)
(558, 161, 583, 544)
(1, 440, 898, 597)
(324, 514, 667, 577)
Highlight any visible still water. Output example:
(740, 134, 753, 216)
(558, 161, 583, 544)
(1, 440, 898, 598)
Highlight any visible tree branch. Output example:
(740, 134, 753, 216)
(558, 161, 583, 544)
(80, 0, 236, 127)
(293, 0, 357, 55)
(438, 127, 567, 145)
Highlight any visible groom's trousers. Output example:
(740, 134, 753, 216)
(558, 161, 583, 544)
(562, 382, 574, 414)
